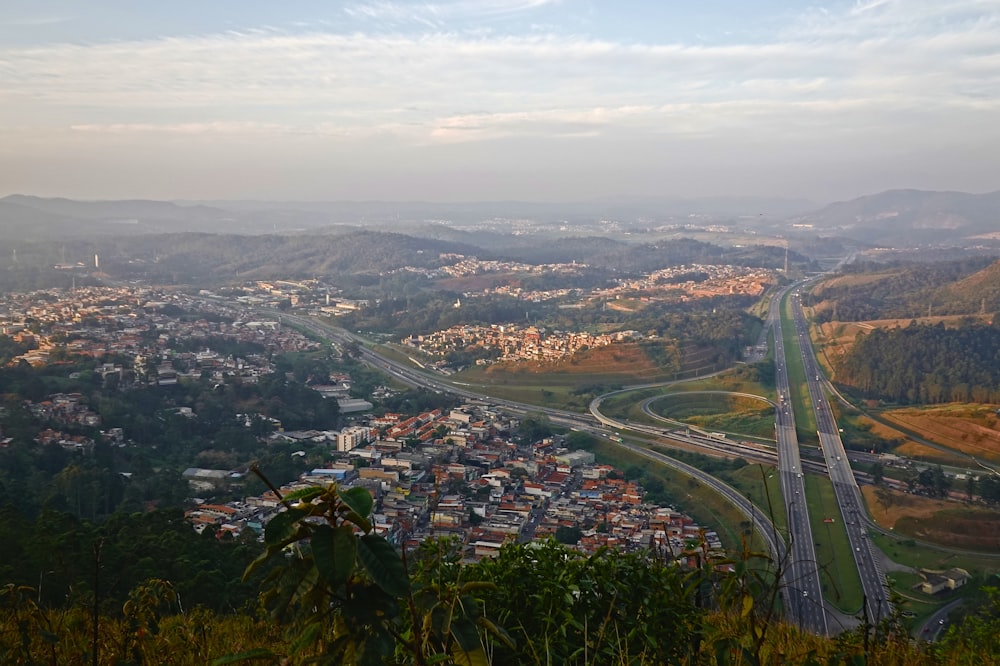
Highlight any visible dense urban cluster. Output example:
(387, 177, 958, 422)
(402, 323, 642, 364)
(0, 283, 718, 569)
(188, 400, 721, 563)
(0, 285, 320, 373)
(601, 263, 772, 300)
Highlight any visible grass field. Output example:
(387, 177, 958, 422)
(647, 393, 776, 440)
(878, 405, 1000, 464)
(718, 463, 787, 536)
(779, 292, 818, 446)
(802, 475, 863, 612)
(870, 530, 1000, 575)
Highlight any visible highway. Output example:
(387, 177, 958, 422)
(788, 291, 893, 623)
(280, 308, 918, 631)
(277, 311, 789, 580)
(771, 287, 829, 635)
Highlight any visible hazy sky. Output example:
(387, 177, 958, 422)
(1, 0, 998, 203)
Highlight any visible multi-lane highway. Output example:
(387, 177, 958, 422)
(278, 302, 867, 633)
(788, 291, 893, 623)
(770, 287, 828, 635)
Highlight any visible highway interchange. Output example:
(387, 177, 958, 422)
(277, 289, 890, 634)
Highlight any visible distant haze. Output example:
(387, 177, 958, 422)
(1, 1, 999, 202)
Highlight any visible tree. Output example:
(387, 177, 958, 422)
(871, 462, 885, 487)
(514, 412, 553, 445)
(240, 473, 502, 665)
(554, 525, 583, 545)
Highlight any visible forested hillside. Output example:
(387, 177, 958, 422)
(836, 321, 1000, 403)
(810, 257, 998, 322)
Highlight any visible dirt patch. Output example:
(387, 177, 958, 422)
(483, 342, 661, 380)
(863, 486, 950, 528)
(881, 406, 1000, 463)
(814, 273, 903, 292)
(896, 509, 1000, 550)
(474, 342, 722, 384)
(892, 441, 968, 465)
(863, 486, 1000, 550)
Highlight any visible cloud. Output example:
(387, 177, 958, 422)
(0, 0, 997, 155)
(343, 0, 561, 26)
(0, 14, 73, 27)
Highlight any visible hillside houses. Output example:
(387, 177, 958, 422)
(404, 323, 640, 365)
(211, 399, 721, 566)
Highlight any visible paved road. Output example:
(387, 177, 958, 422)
(788, 290, 893, 624)
(283, 314, 812, 634)
(771, 286, 829, 635)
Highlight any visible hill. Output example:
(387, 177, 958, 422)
(790, 189, 1000, 245)
(941, 258, 1000, 312)
(809, 257, 999, 322)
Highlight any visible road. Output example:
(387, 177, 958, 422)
(918, 599, 962, 642)
(277, 311, 789, 578)
(280, 308, 914, 632)
(787, 290, 893, 624)
(771, 286, 829, 635)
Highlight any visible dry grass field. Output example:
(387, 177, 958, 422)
(808, 308, 999, 465)
(864, 485, 953, 527)
(862, 485, 1000, 549)
(467, 341, 723, 386)
(880, 406, 1000, 463)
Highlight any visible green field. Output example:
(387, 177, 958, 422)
(598, 388, 668, 423)
(719, 463, 787, 536)
(779, 292, 818, 446)
(871, 532, 1000, 574)
(647, 393, 776, 440)
(803, 475, 863, 612)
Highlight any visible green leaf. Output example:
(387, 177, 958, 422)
(741, 593, 754, 618)
(451, 646, 489, 666)
(339, 486, 374, 521)
(39, 630, 60, 644)
(715, 638, 734, 666)
(341, 510, 373, 534)
(312, 524, 357, 588)
(264, 508, 308, 546)
(477, 617, 516, 650)
(358, 534, 410, 597)
(359, 628, 395, 666)
(282, 486, 324, 504)
(458, 581, 497, 596)
(451, 616, 481, 652)
(289, 621, 324, 656)
(210, 649, 277, 665)
(243, 531, 307, 582)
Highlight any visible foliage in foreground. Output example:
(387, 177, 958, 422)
(4, 482, 1000, 664)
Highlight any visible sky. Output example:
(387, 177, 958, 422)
(0, 0, 998, 203)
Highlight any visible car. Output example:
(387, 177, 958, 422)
(856, 547, 861, 552)
(803, 590, 808, 597)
